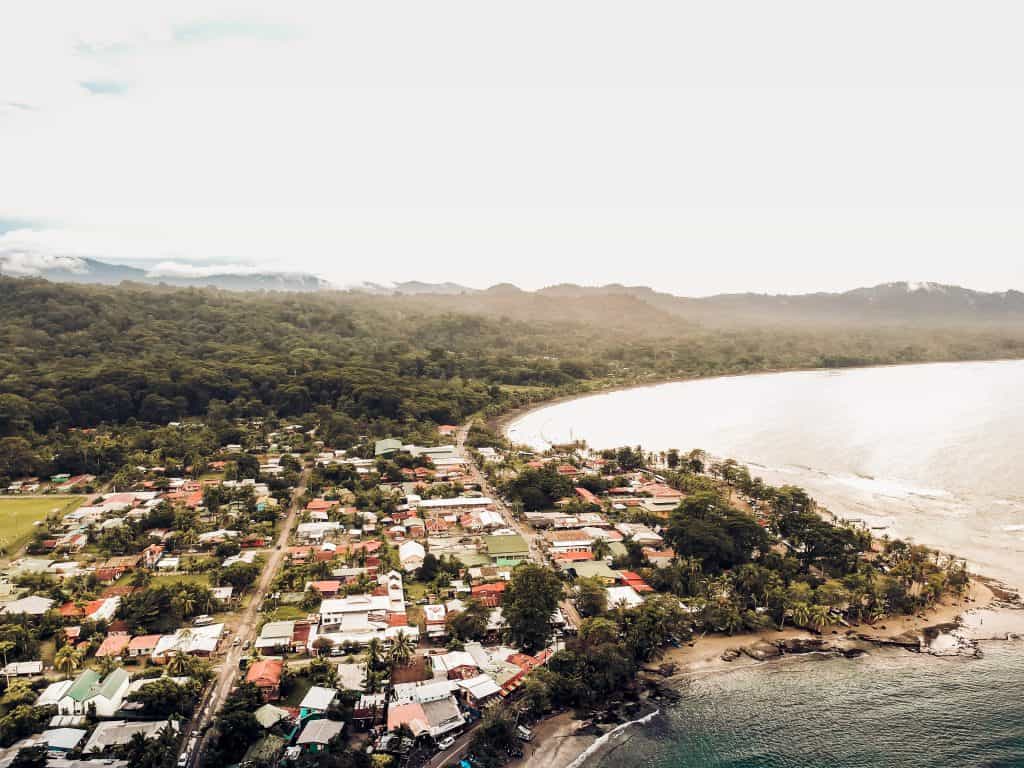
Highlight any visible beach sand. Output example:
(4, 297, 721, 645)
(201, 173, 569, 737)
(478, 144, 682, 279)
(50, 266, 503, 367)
(508, 712, 600, 768)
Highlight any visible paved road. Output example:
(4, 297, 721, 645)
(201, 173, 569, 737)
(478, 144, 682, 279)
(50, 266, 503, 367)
(457, 420, 579, 631)
(183, 465, 310, 766)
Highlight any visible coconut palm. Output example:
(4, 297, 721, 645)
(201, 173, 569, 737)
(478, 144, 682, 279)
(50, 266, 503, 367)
(366, 637, 385, 672)
(167, 651, 190, 677)
(96, 653, 120, 677)
(388, 631, 415, 669)
(55, 645, 83, 679)
(808, 604, 831, 633)
(789, 601, 811, 630)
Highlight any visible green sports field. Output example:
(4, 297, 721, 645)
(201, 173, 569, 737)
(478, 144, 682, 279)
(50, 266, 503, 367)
(0, 496, 86, 557)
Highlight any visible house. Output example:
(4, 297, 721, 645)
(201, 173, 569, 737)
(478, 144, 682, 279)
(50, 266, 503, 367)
(423, 604, 447, 639)
(296, 718, 344, 753)
(574, 487, 601, 507)
(353, 693, 386, 728)
(405, 517, 426, 538)
(470, 582, 505, 608)
(618, 571, 655, 593)
(307, 580, 342, 598)
(0, 660, 42, 677)
(642, 547, 676, 568)
(57, 668, 130, 717)
(614, 523, 663, 545)
(482, 534, 530, 566)
(299, 685, 337, 719)
(36, 680, 74, 708)
(82, 719, 178, 754)
(430, 651, 478, 680)
(255, 621, 297, 652)
(1, 595, 55, 616)
(245, 658, 284, 702)
(127, 635, 161, 658)
(543, 529, 593, 554)
(254, 703, 291, 730)
(605, 585, 645, 609)
(151, 623, 224, 662)
(41, 727, 87, 755)
(456, 674, 502, 709)
(386, 701, 430, 737)
(562, 560, 618, 583)
(95, 633, 132, 658)
(398, 540, 426, 573)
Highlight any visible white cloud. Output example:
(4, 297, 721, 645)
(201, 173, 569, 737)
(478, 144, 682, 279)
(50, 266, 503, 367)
(0, 231, 89, 276)
(3, 2, 1024, 294)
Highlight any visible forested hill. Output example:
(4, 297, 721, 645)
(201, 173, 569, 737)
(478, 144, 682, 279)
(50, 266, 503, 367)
(1, 276, 1024, 479)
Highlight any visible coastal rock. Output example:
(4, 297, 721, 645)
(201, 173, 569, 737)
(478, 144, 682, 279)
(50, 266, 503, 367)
(741, 641, 782, 661)
(857, 631, 921, 650)
(721, 648, 742, 662)
(778, 638, 829, 654)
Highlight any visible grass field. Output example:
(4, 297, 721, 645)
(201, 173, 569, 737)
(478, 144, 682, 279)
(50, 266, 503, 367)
(0, 496, 86, 557)
(150, 572, 211, 588)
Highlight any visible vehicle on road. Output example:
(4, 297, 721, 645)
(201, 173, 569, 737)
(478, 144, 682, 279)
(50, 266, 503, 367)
(438, 736, 456, 750)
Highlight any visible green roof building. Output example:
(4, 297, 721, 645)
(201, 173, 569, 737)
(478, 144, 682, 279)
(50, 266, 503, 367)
(58, 668, 130, 717)
(482, 534, 530, 566)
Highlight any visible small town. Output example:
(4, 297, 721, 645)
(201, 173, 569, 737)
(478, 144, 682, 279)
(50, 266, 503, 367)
(0, 405, 976, 768)
(0, 415, 709, 768)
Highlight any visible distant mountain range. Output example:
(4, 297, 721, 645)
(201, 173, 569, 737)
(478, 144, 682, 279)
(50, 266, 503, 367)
(0, 256, 330, 292)
(3, 255, 1023, 325)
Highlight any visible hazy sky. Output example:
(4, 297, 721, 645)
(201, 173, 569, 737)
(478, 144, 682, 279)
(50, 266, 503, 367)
(2, 2, 1024, 295)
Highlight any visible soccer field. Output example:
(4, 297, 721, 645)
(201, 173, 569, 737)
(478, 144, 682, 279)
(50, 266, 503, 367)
(0, 496, 85, 557)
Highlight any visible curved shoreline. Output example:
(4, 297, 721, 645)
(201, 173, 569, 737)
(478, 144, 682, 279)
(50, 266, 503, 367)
(497, 357, 1024, 443)
(498, 362, 1024, 768)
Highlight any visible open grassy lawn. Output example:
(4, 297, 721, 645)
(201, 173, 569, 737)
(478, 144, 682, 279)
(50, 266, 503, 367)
(0, 496, 85, 557)
(263, 604, 309, 622)
(282, 675, 314, 707)
(150, 572, 211, 588)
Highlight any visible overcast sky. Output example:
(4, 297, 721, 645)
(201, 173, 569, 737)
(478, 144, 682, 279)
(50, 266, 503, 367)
(2, 2, 1024, 295)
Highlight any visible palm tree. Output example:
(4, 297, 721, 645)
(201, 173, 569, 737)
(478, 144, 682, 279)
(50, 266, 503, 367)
(173, 591, 196, 618)
(808, 604, 831, 633)
(96, 654, 120, 677)
(591, 538, 611, 561)
(167, 651, 190, 677)
(366, 638, 384, 672)
(0, 640, 15, 671)
(55, 645, 83, 679)
(789, 601, 811, 630)
(388, 631, 415, 669)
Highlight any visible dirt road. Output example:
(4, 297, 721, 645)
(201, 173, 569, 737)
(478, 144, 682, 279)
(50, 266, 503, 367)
(183, 466, 310, 766)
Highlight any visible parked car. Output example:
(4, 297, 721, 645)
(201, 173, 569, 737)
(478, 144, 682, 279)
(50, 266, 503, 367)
(438, 736, 456, 750)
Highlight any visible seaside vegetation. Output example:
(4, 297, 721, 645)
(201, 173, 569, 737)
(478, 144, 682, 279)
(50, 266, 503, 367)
(502, 447, 970, 729)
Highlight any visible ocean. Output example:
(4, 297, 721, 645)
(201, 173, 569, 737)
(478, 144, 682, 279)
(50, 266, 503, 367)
(507, 360, 1024, 767)
(591, 643, 1024, 768)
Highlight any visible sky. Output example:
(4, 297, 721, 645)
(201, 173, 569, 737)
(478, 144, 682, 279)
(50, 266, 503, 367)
(2, 2, 1024, 296)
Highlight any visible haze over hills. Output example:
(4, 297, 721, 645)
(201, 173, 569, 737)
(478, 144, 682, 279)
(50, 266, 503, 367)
(0, 255, 330, 292)
(3, 254, 1024, 327)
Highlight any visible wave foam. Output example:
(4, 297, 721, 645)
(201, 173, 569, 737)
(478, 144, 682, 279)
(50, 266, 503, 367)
(565, 709, 660, 768)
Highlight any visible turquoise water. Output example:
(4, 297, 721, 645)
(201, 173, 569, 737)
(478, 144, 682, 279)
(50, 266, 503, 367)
(594, 643, 1024, 768)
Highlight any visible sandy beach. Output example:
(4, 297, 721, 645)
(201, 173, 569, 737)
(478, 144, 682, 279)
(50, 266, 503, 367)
(508, 712, 601, 768)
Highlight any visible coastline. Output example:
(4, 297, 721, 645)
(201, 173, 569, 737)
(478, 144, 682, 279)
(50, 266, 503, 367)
(496, 363, 1023, 768)
(494, 357, 1024, 441)
(516, 578, 1016, 768)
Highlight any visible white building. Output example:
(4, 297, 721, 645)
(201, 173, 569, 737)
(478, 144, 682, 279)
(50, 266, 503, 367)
(398, 541, 426, 573)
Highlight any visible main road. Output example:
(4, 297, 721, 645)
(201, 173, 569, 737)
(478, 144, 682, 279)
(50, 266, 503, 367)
(183, 465, 310, 766)
(456, 419, 582, 627)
